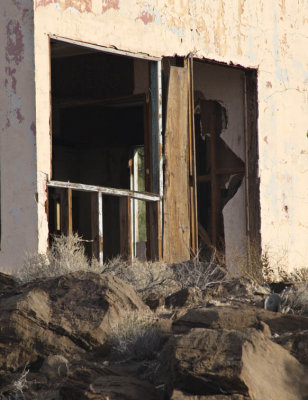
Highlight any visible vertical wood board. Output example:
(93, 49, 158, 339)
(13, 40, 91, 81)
(163, 66, 190, 263)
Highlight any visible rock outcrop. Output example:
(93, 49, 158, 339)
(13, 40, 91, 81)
(0, 271, 147, 371)
(0, 270, 307, 400)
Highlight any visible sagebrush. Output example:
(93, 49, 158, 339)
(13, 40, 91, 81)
(18, 234, 103, 282)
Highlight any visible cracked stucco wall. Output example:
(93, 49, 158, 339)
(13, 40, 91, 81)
(0, 1, 38, 273)
(0, 0, 307, 273)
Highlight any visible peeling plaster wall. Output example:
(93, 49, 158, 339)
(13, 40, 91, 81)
(31, 0, 308, 273)
(0, 1, 37, 273)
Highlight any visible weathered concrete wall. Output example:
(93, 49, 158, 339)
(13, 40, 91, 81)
(0, 1, 38, 273)
(31, 0, 308, 272)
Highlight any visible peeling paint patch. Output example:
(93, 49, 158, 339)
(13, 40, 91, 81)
(12, 0, 23, 9)
(5, 67, 17, 93)
(16, 109, 25, 124)
(137, 11, 154, 25)
(102, 0, 119, 13)
(30, 122, 36, 136)
(35, 0, 92, 12)
(214, 0, 227, 56)
(6, 20, 24, 65)
(22, 8, 30, 21)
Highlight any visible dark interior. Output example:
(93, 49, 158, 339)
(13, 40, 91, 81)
(49, 40, 149, 260)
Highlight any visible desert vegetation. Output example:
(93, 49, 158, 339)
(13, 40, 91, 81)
(1, 234, 306, 399)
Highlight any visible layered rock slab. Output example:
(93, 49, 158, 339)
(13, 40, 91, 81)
(173, 327, 308, 400)
(0, 271, 147, 370)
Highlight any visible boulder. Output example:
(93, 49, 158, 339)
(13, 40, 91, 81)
(0, 272, 17, 294)
(171, 391, 249, 399)
(174, 327, 308, 400)
(59, 361, 160, 400)
(165, 287, 203, 309)
(273, 330, 308, 366)
(40, 354, 69, 381)
(202, 278, 269, 306)
(172, 304, 308, 335)
(0, 271, 147, 370)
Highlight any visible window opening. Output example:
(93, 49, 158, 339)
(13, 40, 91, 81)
(48, 39, 161, 264)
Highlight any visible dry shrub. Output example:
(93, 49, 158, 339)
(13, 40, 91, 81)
(171, 248, 227, 290)
(281, 281, 308, 315)
(18, 234, 103, 283)
(0, 366, 29, 400)
(103, 248, 227, 297)
(103, 257, 175, 296)
(109, 311, 165, 361)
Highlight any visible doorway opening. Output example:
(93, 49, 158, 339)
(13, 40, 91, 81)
(193, 60, 259, 272)
(161, 58, 259, 271)
(48, 39, 161, 264)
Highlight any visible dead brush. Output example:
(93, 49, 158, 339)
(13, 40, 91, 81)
(102, 256, 174, 294)
(0, 366, 29, 400)
(18, 234, 103, 283)
(281, 282, 308, 315)
(171, 247, 227, 291)
(108, 311, 165, 361)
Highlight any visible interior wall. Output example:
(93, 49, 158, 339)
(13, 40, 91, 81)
(194, 61, 247, 273)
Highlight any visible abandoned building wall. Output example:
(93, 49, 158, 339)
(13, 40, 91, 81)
(0, 1, 38, 273)
(32, 0, 308, 273)
(194, 62, 247, 273)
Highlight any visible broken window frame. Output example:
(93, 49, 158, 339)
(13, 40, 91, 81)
(47, 37, 163, 265)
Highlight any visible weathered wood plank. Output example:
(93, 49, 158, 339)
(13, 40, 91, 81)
(91, 192, 99, 259)
(186, 57, 198, 255)
(163, 66, 191, 263)
(98, 192, 103, 266)
(67, 188, 73, 235)
(120, 197, 132, 261)
(47, 180, 160, 202)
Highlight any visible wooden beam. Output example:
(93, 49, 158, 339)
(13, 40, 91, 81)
(91, 193, 99, 259)
(197, 167, 246, 182)
(120, 197, 132, 261)
(209, 103, 218, 247)
(50, 35, 161, 61)
(47, 180, 160, 202)
(157, 200, 162, 260)
(163, 66, 191, 263)
(67, 188, 73, 235)
(198, 222, 212, 247)
(98, 192, 103, 266)
(185, 57, 198, 256)
(55, 94, 145, 109)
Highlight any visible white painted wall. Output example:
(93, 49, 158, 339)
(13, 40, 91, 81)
(0, 0, 307, 274)
(0, 1, 38, 274)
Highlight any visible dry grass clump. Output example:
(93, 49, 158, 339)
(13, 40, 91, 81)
(108, 311, 165, 361)
(18, 234, 103, 283)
